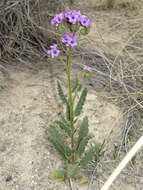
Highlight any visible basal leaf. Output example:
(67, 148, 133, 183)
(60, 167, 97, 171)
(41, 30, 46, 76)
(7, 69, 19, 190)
(44, 125, 72, 161)
(66, 163, 79, 178)
(44, 134, 66, 160)
(50, 170, 65, 181)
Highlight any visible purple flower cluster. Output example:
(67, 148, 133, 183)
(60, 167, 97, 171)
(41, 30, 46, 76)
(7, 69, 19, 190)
(62, 33, 77, 47)
(51, 10, 91, 28)
(45, 44, 60, 58)
(79, 15, 91, 28)
(51, 13, 64, 26)
(64, 10, 81, 24)
(45, 10, 91, 58)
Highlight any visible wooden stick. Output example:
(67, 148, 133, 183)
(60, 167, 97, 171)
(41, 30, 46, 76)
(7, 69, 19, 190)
(101, 135, 143, 190)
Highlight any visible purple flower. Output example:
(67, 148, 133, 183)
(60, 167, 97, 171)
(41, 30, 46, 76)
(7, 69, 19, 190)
(83, 65, 92, 72)
(79, 15, 91, 28)
(50, 48, 60, 58)
(64, 10, 81, 24)
(45, 44, 60, 58)
(50, 44, 57, 49)
(62, 33, 77, 47)
(51, 13, 64, 26)
(68, 33, 77, 47)
(62, 33, 70, 43)
(45, 50, 51, 55)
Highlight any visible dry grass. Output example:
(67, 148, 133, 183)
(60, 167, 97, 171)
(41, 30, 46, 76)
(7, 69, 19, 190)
(0, 0, 66, 64)
(81, 0, 140, 10)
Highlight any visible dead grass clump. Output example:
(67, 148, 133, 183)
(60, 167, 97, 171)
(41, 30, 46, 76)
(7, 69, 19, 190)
(83, 0, 139, 11)
(0, 0, 65, 63)
(105, 0, 139, 10)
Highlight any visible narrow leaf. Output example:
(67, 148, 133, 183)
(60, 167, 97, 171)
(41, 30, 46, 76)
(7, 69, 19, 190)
(49, 125, 72, 157)
(90, 142, 104, 166)
(44, 125, 72, 160)
(78, 116, 89, 143)
(66, 163, 79, 178)
(94, 143, 104, 155)
(44, 134, 66, 160)
(76, 116, 89, 156)
(77, 83, 82, 92)
(72, 74, 79, 93)
(57, 80, 68, 104)
(55, 120, 71, 136)
(76, 134, 94, 157)
(60, 114, 71, 127)
(80, 146, 99, 168)
(74, 88, 88, 116)
(66, 103, 70, 121)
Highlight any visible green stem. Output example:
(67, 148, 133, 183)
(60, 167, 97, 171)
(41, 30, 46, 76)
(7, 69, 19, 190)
(66, 53, 74, 163)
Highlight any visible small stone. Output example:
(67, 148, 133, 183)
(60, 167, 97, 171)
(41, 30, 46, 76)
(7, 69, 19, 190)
(6, 175, 12, 182)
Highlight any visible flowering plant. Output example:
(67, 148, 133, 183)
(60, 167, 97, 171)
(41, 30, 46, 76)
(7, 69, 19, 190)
(44, 9, 103, 182)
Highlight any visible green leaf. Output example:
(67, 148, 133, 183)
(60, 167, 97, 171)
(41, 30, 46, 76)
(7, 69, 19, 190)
(78, 116, 89, 143)
(57, 80, 68, 104)
(55, 120, 71, 136)
(44, 134, 66, 160)
(66, 163, 79, 178)
(59, 25, 64, 33)
(72, 74, 79, 93)
(66, 103, 70, 121)
(74, 88, 88, 116)
(90, 142, 104, 166)
(77, 83, 82, 92)
(76, 134, 94, 157)
(51, 57, 57, 62)
(57, 80, 70, 120)
(50, 170, 65, 181)
(94, 143, 104, 155)
(60, 114, 71, 127)
(80, 28, 88, 35)
(44, 125, 72, 161)
(80, 146, 100, 168)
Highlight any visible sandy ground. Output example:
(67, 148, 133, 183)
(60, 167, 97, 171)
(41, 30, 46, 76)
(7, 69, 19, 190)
(0, 1, 143, 190)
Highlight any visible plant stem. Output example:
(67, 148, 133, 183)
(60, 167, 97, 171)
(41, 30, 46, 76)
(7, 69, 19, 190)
(66, 53, 74, 163)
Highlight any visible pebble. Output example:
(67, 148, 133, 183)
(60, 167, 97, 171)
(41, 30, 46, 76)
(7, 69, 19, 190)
(6, 175, 12, 182)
